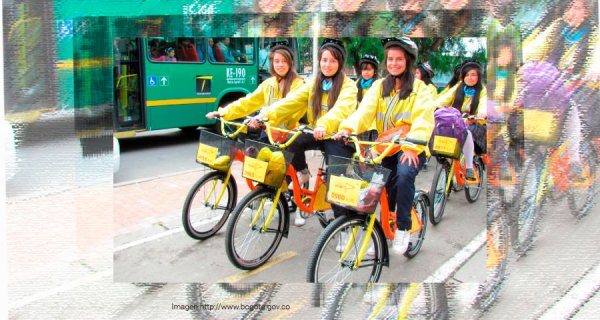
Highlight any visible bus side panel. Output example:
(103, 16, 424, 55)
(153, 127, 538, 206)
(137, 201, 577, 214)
(143, 52, 258, 130)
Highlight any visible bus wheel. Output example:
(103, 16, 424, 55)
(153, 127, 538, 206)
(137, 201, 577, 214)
(180, 126, 199, 137)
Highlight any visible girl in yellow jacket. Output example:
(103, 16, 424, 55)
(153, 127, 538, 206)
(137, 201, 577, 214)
(335, 37, 435, 256)
(253, 38, 357, 222)
(434, 60, 487, 180)
(416, 62, 438, 100)
(206, 40, 304, 138)
(356, 54, 381, 142)
(206, 40, 306, 226)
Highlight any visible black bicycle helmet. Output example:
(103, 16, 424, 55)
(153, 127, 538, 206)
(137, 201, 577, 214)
(381, 37, 418, 60)
(461, 59, 483, 73)
(359, 54, 380, 69)
(268, 39, 294, 57)
(320, 38, 347, 61)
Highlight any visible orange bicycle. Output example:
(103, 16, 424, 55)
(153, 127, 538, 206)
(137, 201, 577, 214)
(429, 116, 488, 225)
(224, 123, 335, 270)
(306, 134, 430, 283)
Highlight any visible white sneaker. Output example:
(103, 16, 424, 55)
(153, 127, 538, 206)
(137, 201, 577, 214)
(392, 230, 410, 255)
(294, 210, 306, 227)
(297, 169, 310, 185)
(335, 230, 349, 253)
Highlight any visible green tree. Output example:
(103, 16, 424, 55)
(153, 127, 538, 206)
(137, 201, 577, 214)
(415, 38, 487, 76)
(342, 38, 384, 76)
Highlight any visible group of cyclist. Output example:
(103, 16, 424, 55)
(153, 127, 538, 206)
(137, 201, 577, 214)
(206, 36, 487, 256)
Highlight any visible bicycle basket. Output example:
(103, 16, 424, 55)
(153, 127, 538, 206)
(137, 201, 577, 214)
(326, 155, 391, 213)
(242, 139, 293, 187)
(196, 130, 239, 171)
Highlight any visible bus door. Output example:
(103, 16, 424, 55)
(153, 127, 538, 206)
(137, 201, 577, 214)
(113, 37, 145, 131)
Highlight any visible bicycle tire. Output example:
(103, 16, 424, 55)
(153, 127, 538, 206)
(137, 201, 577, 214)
(405, 191, 429, 258)
(475, 200, 509, 311)
(307, 214, 386, 283)
(225, 187, 286, 270)
(429, 159, 450, 225)
(567, 141, 598, 219)
(511, 160, 541, 257)
(182, 171, 237, 240)
(465, 158, 484, 203)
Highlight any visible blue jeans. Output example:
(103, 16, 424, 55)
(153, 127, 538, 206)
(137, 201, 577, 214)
(381, 151, 427, 231)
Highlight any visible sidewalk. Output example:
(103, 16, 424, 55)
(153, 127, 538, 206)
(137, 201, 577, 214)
(114, 151, 326, 236)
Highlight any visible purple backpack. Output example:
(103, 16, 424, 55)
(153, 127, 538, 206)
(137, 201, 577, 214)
(429, 107, 467, 158)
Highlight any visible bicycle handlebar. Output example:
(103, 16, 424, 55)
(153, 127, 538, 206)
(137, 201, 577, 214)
(340, 134, 427, 165)
(462, 113, 487, 124)
(263, 122, 330, 149)
(214, 115, 249, 138)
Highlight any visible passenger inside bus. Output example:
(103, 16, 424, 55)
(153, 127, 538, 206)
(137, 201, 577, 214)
(176, 38, 200, 62)
(208, 38, 217, 62)
(216, 38, 245, 63)
(212, 38, 225, 62)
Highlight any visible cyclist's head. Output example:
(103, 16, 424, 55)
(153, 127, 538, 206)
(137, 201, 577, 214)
(416, 62, 434, 85)
(461, 60, 483, 87)
(380, 37, 417, 99)
(359, 54, 380, 74)
(319, 38, 346, 77)
(268, 40, 295, 78)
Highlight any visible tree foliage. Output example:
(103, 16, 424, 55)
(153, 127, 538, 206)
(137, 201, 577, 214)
(297, 37, 487, 81)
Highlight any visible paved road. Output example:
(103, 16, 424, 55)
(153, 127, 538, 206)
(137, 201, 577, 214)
(113, 128, 487, 284)
(8, 120, 599, 318)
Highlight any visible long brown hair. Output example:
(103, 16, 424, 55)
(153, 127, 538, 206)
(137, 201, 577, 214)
(311, 46, 346, 120)
(381, 46, 415, 99)
(268, 48, 299, 98)
(452, 63, 483, 115)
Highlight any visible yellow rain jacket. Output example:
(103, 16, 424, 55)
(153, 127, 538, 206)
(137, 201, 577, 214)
(434, 82, 488, 117)
(340, 78, 435, 155)
(218, 77, 305, 129)
(266, 76, 358, 134)
(426, 83, 438, 100)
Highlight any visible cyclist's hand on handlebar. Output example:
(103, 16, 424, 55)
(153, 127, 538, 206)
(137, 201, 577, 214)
(313, 126, 327, 140)
(206, 111, 221, 120)
(248, 114, 267, 129)
(400, 149, 420, 168)
(332, 129, 351, 140)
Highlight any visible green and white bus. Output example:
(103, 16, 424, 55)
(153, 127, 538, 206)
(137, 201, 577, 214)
(113, 36, 309, 138)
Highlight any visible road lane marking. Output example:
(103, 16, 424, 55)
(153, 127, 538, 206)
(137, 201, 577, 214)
(221, 251, 298, 283)
(425, 230, 486, 283)
(9, 269, 112, 311)
(538, 263, 600, 319)
(114, 227, 184, 253)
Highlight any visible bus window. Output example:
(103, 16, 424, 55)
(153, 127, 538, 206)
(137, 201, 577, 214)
(147, 37, 206, 63)
(210, 37, 254, 64)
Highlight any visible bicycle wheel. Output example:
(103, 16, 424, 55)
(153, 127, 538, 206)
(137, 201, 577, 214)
(567, 141, 598, 219)
(405, 191, 428, 258)
(465, 159, 484, 203)
(182, 171, 237, 240)
(429, 159, 450, 225)
(225, 187, 286, 270)
(307, 214, 386, 283)
(511, 160, 541, 256)
(475, 200, 509, 311)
